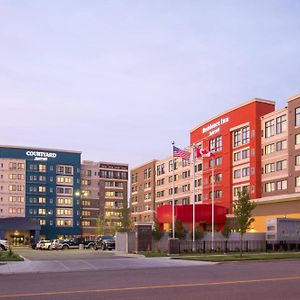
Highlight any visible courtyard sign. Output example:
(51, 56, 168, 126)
(26, 151, 57, 161)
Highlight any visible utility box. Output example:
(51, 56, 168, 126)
(266, 218, 300, 242)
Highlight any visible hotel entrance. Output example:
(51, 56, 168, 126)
(0, 217, 41, 247)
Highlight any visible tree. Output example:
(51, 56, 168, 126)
(233, 189, 256, 256)
(118, 207, 133, 232)
(95, 215, 105, 236)
(152, 218, 164, 252)
(190, 225, 204, 240)
(221, 218, 234, 239)
(174, 219, 186, 240)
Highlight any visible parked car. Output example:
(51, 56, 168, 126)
(59, 237, 95, 250)
(35, 239, 52, 250)
(0, 239, 9, 251)
(40, 240, 52, 250)
(51, 239, 64, 250)
(94, 235, 115, 251)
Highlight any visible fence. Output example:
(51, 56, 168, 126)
(179, 240, 266, 253)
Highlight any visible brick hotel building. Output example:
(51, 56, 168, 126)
(81, 161, 128, 235)
(130, 93, 300, 233)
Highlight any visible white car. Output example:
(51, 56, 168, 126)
(0, 239, 9, 251)
(37, 239, 52, 250)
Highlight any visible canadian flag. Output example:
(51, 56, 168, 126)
(196, 148, 214, 158)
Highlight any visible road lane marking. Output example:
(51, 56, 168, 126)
(1, 275, 300, 298)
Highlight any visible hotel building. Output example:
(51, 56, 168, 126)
(190, 98, 275, 213)
(0, 145, 81, 243)
(252, 93, 300, 231)
(81, 161, 128, 235)
(131, 160, 157, 224)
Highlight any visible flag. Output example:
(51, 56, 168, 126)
(196, 148, 214, 158)
(173, 146, 191, 160)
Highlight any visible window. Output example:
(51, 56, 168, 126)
(234, 151, 241, 162)
(209, 138, 216, 152)
(233, 186, 241, 197)
(39, 164, 46, 172)
(38, 208, 46, 215)
(265, 120, 275, 138)
(215, 136, 222, 151)
(233, 126, 249, 147)
(182, 170, 190, 179)
(56, 165, 74, 175)
(242, 167, 250, 177)
(296, 176, 300, 187)
(265, 182, 275, 192)
(144, 168, 151, 179)
(216, 173, 222, 182)
(241, 149, 250, 159)
(276, 115, 287, 134)
(39, 219, 46, 226)
(56, 187, 73, 195)
(242, 126, 250, 144)
(156, 164, 165, 176)
(296, 155, 300, 166)
(265, 163, 275, 174)
(144, 182, 151, 189)
(38, 197, 46, 204)
(276, 160, 287, 171)
(38, 186, 46, 193)
(56, 197, 72, 206)
(194, 194, 202, 202)
(296, 134, 300, 145)
(56, 219, 73, 227)
(182, 184, 190, 192)
(233, 130, 241, 147)
(296, 107, 300, 126)
(276, 140, 287, 152)
(194, 178, 202, 187)
(215, 190, 222, 198)
(277, 180, 287, 190)
(215, 157, 222, 165)
(234, 169, 241, 179)
(57, 208, 72, 216)
(168, 160, 178, 171)
(265, 144, 275, 155)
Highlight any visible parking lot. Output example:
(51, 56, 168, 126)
(13, 247, 120, 261)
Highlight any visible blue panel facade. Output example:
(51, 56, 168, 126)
(0, 147, 81, 239)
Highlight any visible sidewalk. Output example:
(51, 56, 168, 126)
(0, 256, 216, 275)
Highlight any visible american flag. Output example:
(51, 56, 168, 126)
(173, 146, 191, 160)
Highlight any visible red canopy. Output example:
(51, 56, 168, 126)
(157, 204, 226, 225)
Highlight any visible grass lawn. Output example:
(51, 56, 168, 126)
(172, 252, 300, 262)
(0, 251, 24, 261)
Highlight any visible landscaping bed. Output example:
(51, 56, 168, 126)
(0, 251, 24, 261)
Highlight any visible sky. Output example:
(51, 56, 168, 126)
(1, 1, 300, 169)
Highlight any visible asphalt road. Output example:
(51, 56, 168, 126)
(1, 260, 300, 299)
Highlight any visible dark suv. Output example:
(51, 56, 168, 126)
(94, 235, 115, 251)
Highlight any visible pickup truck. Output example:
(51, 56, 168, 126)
(59, 237, 95, 250)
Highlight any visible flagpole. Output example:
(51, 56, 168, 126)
(211, 156, 215, 251)
(192, 145, 196, 252)
(172, 141, 175, 239)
